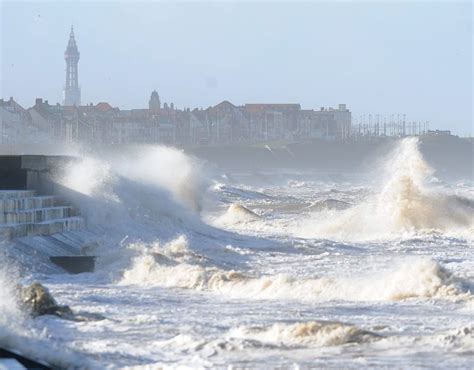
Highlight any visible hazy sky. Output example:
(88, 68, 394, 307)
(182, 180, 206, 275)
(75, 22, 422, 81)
(1, 1, 472, 135)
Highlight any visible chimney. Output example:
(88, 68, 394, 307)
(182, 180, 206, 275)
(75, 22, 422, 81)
(35, 98, 43, 106)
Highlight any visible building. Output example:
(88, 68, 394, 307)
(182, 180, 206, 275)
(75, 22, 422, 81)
(2, 28, 358, 146)
(244, 104, 300, 141)
(3, 87, 353, 145)
(63, 26, 81, 106)
(296, 105, 352, 141)
(327, 104, 351, 140)
(205, 101, 249, 144)
(111, 109, 159, 144)
(0, 98, 30, 143)
(29, 99, 67, 142)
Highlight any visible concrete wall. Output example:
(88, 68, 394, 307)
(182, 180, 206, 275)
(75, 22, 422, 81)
(0, 155, 74, 194)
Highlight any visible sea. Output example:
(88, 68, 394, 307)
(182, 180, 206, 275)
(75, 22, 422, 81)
(0, 138, 473, 369)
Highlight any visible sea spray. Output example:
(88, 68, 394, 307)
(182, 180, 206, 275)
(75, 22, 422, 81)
(214, 203, 261, 226)
(1, 141, 472, 367)
(49, 145, 225, 285)
(299, 138, 474, 240)
(121, 237, 469, 302)
(57, 145, 212, 240)
(0, 261, 90, 368)
(60, 156, 116, 199)
(228, 321, 380, 347)
(0, 262, 24, 331)
(59, 145, 207, 214)
(109, 145, 208, 211)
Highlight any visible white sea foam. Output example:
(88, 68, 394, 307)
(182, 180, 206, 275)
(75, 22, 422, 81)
(55, 146, 211, 248)
(4, 140, 473, 368)
(438, 325, 474, 351)
(60, 145, 205, 212)
(152, 320, 380, 359)
(0, 262, 90, 368)
(111, 145, 207, 211)
(0, 264, 24, 332)
(121, 238, 469, 302)
(60, 156, 116, 199)
(299, 138, 474, 241)
(228, 321, 380, 347)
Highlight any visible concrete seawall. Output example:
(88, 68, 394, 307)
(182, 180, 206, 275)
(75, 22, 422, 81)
(0, 155, 74, 194)
(0, 155, 96, 274)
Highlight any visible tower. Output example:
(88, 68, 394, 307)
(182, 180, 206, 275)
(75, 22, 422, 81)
(149, 90, 161, 113)
(63, 26, 81, 106)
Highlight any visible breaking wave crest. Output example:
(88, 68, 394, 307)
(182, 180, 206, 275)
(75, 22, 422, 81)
(213, 203, 261, 227)
(54, 145, 212, 252)
(60, 145, 206, 213)
(156, 320, 380, 359)
(300, 138, 473, 240)
(121, 238, 470, 302)
(228, 321, 380, 347)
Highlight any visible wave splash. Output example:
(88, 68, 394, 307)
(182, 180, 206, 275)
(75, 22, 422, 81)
(60, 145, 206, 213)
(213, 203, 261, 227)
(0, 263, 90, 368)
(300, 138, 473, 240)
(228, 321, 380, 347)
(121, 237, 469, 302)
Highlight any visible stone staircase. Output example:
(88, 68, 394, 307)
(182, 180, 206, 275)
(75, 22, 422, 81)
(0, 190, 84, 240)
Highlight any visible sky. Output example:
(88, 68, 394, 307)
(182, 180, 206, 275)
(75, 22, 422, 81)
(1, 1, 472, 135)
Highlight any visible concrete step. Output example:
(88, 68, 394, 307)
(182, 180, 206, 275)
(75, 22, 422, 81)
(0, 190, 36, 199)
(35, 217, 85, 235)
(0, 206, 75, 224)
(8, 230, 100, 274)
(0, 196, 60, 212)
(0, 216, 85, 239)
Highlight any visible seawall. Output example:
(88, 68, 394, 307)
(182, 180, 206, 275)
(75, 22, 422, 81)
(0, 155, 74, 194)
(0, 155, 96, 274)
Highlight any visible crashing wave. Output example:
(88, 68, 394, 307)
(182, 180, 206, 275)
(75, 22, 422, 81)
(59, 145, 206, 218)
(213, 203, 261, 227)
(228, 321, 381, 347)
(121, 238, 470, 302)
(300, 138, 474, 240)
